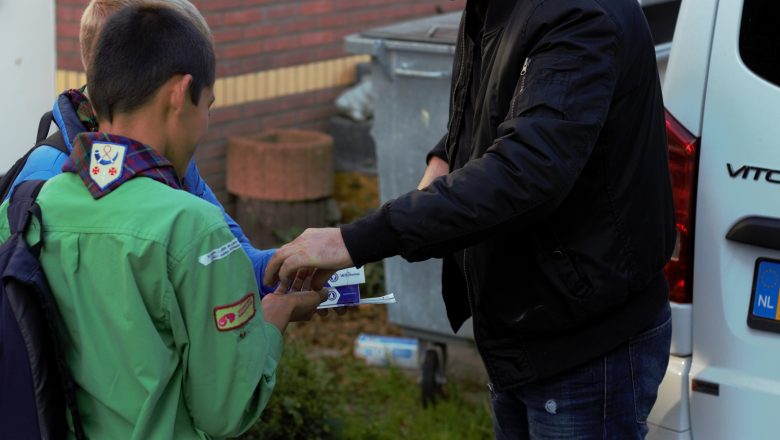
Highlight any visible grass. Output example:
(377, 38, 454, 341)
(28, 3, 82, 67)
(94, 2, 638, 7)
(239, 341, 493, 440)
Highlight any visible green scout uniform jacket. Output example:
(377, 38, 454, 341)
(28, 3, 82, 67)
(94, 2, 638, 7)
(0, 133, 282, 439)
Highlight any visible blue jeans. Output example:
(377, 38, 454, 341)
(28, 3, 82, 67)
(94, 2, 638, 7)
(490, 304, 672, 440)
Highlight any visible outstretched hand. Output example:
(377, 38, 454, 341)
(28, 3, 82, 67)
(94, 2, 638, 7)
(263, 227, 353, 289)
(261, 277, 328, 333)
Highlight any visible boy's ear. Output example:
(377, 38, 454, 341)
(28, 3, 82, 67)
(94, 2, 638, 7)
(169, 74, 194, 114)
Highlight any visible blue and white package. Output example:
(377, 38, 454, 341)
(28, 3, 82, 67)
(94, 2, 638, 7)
(319, 267, 365, 308)
(317, 267, 397, 309)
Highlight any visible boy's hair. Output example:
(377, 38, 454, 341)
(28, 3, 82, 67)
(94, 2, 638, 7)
(88, 5, 216, 122)
(79, 0, 213, 70)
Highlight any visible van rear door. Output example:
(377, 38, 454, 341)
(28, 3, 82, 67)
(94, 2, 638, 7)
(691, 1, 780, 438)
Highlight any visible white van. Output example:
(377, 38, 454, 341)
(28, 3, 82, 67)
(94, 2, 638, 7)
(648, 0, 780, 438)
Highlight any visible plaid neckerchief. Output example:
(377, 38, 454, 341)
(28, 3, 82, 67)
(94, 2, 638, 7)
(64, 86, 99, 133)
(62, 132, 182, 199)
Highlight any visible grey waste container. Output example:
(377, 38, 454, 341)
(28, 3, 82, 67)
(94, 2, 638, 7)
(346, 12, 469, 405)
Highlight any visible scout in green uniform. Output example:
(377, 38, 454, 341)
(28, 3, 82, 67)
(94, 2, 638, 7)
(0, 6, 326, 439)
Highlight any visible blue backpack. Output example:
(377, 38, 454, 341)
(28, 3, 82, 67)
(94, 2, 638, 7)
(0, 180, 85, 439)
(0, 111, 68, 203)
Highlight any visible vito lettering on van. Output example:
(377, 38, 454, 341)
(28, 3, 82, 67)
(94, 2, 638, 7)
(727, 164, 780, 184)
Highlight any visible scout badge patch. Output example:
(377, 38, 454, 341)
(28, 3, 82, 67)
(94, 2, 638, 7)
(89, 142, 127, 189)
(214, 293, 256, 331)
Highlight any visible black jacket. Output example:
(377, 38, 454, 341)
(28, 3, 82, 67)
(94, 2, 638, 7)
(342, 0, 675, 391)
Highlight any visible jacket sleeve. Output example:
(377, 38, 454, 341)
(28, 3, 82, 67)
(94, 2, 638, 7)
(168, 223, 283, 438)
(426, 134, 449, 165)
(342, 4, 621, 266)
(183, 159, 277, 295)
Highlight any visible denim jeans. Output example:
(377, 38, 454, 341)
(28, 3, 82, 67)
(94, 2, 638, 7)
(490, 303, 672, 440)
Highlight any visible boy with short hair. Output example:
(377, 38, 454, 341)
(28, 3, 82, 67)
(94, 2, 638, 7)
(5, 0, 278, 297)
(0, 5, 325, 438)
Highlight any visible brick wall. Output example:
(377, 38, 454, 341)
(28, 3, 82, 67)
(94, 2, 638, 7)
(55, 0, 466, 206)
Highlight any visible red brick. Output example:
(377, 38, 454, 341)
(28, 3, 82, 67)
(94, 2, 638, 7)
(58, 0, 88, 6)
(315, 44, 347, 60)
(257, 50, 311, 70)
(58, 22, 80, 38)
(354, 9, 383, 23)
(196, 141, 228, 161)
(58, 56, 84, 72)
(196, 0, 243, 12)
(334, 0, 368, 9)
(413, 4, 438, 15)
(223, 41, 264, 59)
(316, 14, 349, 28)
(213, 28, 243, 44)
(57, 39, 76, 53)
(265, 4, 300, 20)
(301, 0, 333, 15)
(258, 100, 337, 128)
(332, 28, 355, 40)
(442, 2, 466, 12)
(243, 24, 281, 39)
(203, 125, 225, 144)
(224, 8, 263, 26)
(222, 118, 266, 137)
(217, 62, 248, 78)
(263, 35, 299, 52)
(300, 31, 334, 47)
(243, 0, 278, 5)
(56, 6, 79, 23)
(194, 157, 225, 178)
(280, 18, 317, 34)
(210, 106, 243, 125)
(204, 13, 224, 28)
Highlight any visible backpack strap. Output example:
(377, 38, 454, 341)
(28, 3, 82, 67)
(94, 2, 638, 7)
(35, 110, 68, 154)
(7, 180, 87, 440)
(8, 180, 45, 235)
(36, 111, 55, 144)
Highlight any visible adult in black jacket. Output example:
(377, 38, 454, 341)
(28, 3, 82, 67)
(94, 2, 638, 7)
(266, 0, 675, 437)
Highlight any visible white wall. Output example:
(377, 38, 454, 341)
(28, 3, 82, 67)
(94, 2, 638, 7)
(0, 0, 56, 174)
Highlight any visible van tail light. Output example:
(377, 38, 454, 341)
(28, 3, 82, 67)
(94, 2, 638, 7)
(663, 110, 700, 303)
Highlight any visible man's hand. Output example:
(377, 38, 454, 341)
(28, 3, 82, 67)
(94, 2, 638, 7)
(417, 156, 449, 190)
(262, 228, 353, 289)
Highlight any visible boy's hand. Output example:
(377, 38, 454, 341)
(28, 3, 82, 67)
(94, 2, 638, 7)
(287, 288, 330, 322)
(261, 279, 328, 333)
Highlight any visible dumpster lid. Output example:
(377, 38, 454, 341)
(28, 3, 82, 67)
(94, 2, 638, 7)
(360, 12, 461, 45)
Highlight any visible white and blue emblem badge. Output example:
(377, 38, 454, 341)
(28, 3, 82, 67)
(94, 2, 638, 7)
(89, 142, 127, 189)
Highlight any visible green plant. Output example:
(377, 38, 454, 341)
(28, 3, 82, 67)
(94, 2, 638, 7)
(240, 342, 342, 440)
(237, 341, 493, 440)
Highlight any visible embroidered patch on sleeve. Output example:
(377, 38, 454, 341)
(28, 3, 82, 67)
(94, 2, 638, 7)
(198, 238, 241, 266)
(214, 293, 256, 331)
(90, 142, 127, 189)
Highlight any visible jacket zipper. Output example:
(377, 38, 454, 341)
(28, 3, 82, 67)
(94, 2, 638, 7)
(463, 248, 476, 332)
(510, 57, 531, 116)
(464, 248, 491, 389)
(519, 57, 531, 94)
